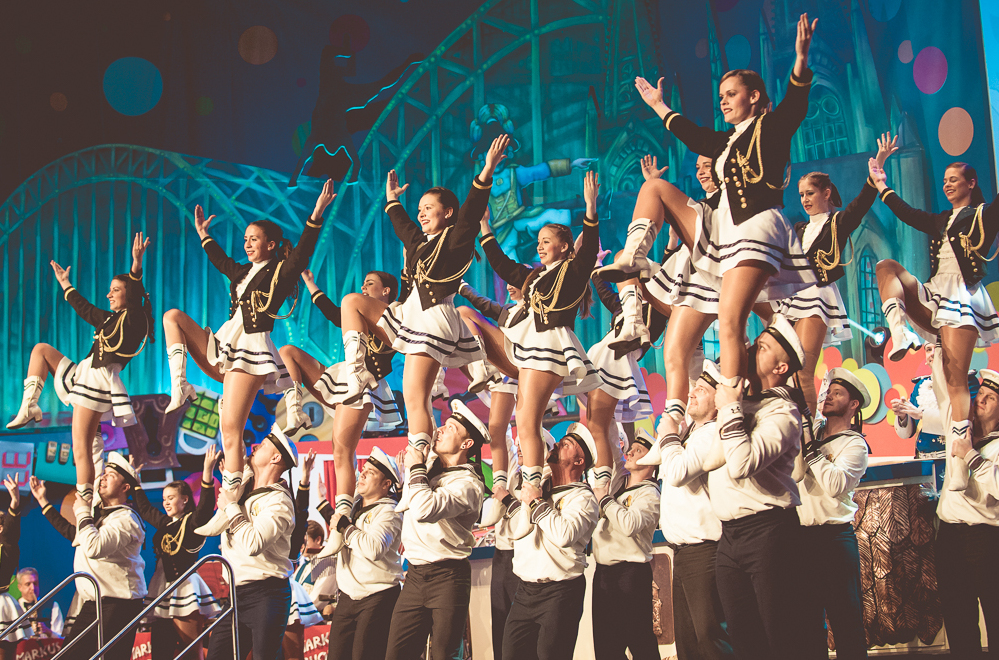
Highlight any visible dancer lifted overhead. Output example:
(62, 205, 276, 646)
(333, 135, 507, 514)
(9, 233, 154, 507)
(600, 13, 818, 403)
(162, 180, 335, 535)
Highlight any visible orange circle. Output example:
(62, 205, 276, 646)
(238, 26, 278, 65)
(50, 92, 68, 112)
(938, 107, 974, 156)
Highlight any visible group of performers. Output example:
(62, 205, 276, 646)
(4, 10, 999, 660)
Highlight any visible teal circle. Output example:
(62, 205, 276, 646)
(103, 57, 163, 116)
(725, 35, 751, 70)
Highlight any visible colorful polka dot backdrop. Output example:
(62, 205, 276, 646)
(913, 46, 947, 95)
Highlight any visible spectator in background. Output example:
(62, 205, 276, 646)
(16, 568, 64, 638)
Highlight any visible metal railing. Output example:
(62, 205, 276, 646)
(0, 571, 103, 659)
(94, 554, 239, 660)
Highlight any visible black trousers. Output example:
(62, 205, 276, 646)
(672, 541, 733, 659)
(385, 559, 471, 660)
(206, 576, 291, 660)
(502, 575, 586, 660)
(64, 597, 144, 660)
(798, 523, 868, 659)
(328, 585, 401, 660)
(715, 507, 806, 660)
(591, 562, 660, 660)
(491, 548, 521, 660)
(936, 520, 999, 659)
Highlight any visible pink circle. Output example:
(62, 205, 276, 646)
(938, 107, 974, 156)
(695, 38, 708, 59)
(913, 46, 947, 94)
(296, 77, 307, 87)
(898, 40, 913, 64)
(239, 26, 278, 65)
(329, 15, 370, 53)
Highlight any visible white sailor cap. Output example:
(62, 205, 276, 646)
(698, 359, 723, 389)
(764, 314, 805, 373)
(827, 367, 872, 408)
(366, 446, 402, 486)
(563, 422, 598, 471)
(632, 427, 656, 451)
(450, 400, 490, 449)
(981, 369, 999, 396)
(106, 451, 139, 488)
(266, 425, 299, 468)
(541, 428, 557, 453)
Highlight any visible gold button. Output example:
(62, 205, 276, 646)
(432, 298, 437, 303)
(724, 177, 730, 183)
(730, 158, 736, 163)
(741, 203, 748, 208)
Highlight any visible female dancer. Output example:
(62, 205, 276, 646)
(162, 180, 335, 531)
(8, 233, 154, 506)
(278, 268, 401, 451)
(131, 449, 221, 660)
(0, 476, 29, 659)
(480, 170, 601, 500)
(599, 13, 818, 399)
(868, 156, 999, 480)
(762, 133, 898, 413)
(331, 135, 507, 514)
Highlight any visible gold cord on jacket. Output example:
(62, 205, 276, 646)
(733, 113, 790, 192)
(958, 204, 999, 262)
(529, 260, 585, 325)
(160, 514, 191, 556)
(413, 226, 472, 285)
(95, 311, 148, 359)
(813, 213, 855, 281)
(248, 261, 299, 322)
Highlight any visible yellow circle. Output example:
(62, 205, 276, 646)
(841, 358, 859, 373)
(855, 369, 882, 418)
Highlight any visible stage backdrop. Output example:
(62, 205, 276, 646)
(2, 0, 997, 422)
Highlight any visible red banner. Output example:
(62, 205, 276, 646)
(15, 637, 64, 660)
(303, 624, 331, 660)
(131, 631, 152, 660)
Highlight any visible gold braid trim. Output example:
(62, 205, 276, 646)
(813, 212, 855, 281)
(249, 260, 299, 322)
(734, 113, 790, 192)
(367, 335, 393, 354)
(958, 204, 999, 262)
(96, 310, 147, 359)
(529, 260, 586, 326)
(414, 227, 472, 285)
(160, 514, 191, 556)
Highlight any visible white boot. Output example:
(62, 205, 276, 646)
(431, 367, 449, 402)
(195, 462, 253, 536)
(595, 218, 659, 283)
(609, 284, 652, 358)
(341, 331, 377, 406)
(395, 432, 432, 513)
(7, 376, 44, 429)
(947, 421, 971, 491)
(165, 344, 196, 413)
(882, 299, 921, 362)
(466, 359, 501, 395)
(281, 383, 313, 435)
(638, 399, 686, 466)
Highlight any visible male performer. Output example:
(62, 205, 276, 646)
(591, 430, 661, 660)
(690, 315, 806, 659)
(319, 446, 404, 660)
(206, 426, 298, 660)
(798, 368, 872, 659)
(32, 453, 146, 660)
(658, 360, 732, 659)
(384, 401, 486, 660)
(501, 423, 600, 660)
(939, 368, 999, 659)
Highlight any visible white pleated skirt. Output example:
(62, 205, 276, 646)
(377, 293, 484, 367)
(287, 579, 325, 626)
(772, 281, 853, 347)
(0, 592, 28, 642)
(145, 564, 222, 619)
(207, 315, 291, 394)
(913, 273, 999, 346)
(55, 355, 135, 426)
(690, 194, 816, 302)
(313, 363, 403, 430)
(503, 312, 600, 396)
(577, 331, 653, 422)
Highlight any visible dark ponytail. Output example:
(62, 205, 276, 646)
(250, 220, 292, 261)
(800, 172, 843, 208)
(114, 274, 156, 343)
(946, 162, 987, 206)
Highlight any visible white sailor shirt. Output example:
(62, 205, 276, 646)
(336, 497, 404, 601)
(659, 421, 724, 544)
(494, 471, 523, 552)
(402, 463, 484, 565)
(593, 479, 661, 565)
(939, 433, 999, 525)
(293, 553, 337, 607)
(512, 482, 599, 583)
(710, 388, 802, 521)
(74, 505, 147, 601)
(221, 482, 295, 587)
(798, 425, 868, 526)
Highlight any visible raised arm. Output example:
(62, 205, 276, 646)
(1, 476, 21, 547)
(660, 430, 726, 487)
(131, 485, 171, 530)
(718, 400, 801, 478)
(836, 134, 897, 237)
(196, 205, 244, 281)
(131, 232, 151, 278)
(868, 159, 942, 236)
(384, 170, 423, 248)
(480, 232, 533, 289)
(52, 262, 112, 328)
(224, 495, 295, 557)
(339, 504, 402, 561)
(31, 477, 74, 542)
(590, 270, 621, 316)
(598, 487, 659, 537)
(566, 171, 601, 278)
(637, 76, 726, 156)
(75, 503, 143, 560)
(407, 465, 482, 525)
(193, 445, 219, 528)
(530, 491, 599, 547)
(459, 280, 504, 322)
(449, 135, 507, 247)
(302, 270, 342, 326)
(804, 438, 868, 498)
(283, 180, 335, 277)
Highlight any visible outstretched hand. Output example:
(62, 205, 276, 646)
(386, 170, 410, 202)
(4, 476, 19, 510)
(313, 179, 337, 219)
(131, 232, 152, 266)
(481, 134, 511, 180)
(28, 476, 47, 505)
(50, 261, 71, 288)
(301, 450, 317, 483)
(202, 444, 220, 481)
(868, 157, 888, 191)
(795, 13, 818, 60)
(875, 132, 899, 168)
(194, 205, 215, 238)
(301, 269, 315, 287)
(479, 207, 491, 236)
(634, 77, 666, 111)
(640, 155, 668, 182)
(583, 170, 600, 216)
